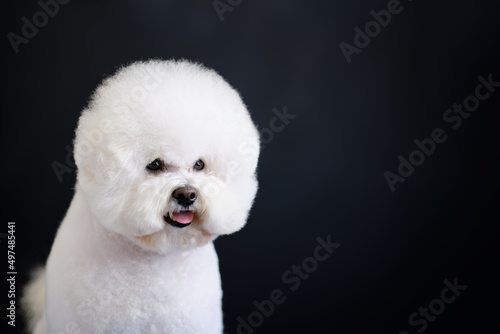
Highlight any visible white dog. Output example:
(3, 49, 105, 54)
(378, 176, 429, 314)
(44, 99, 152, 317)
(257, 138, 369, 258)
(22, 60, 260, 334)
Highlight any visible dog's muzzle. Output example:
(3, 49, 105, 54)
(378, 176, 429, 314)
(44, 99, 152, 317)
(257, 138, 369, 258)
(164, 187, 199, 228)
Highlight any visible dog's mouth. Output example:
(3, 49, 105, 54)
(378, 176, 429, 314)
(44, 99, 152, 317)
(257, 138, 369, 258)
(163, 211, 195, 228)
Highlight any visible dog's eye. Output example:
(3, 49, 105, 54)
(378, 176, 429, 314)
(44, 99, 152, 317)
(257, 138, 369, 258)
(193, 159, 205, 171)
(146, 159, 164, 172)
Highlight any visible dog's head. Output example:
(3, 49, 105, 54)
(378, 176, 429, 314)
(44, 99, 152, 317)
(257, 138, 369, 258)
(74, 60, 260, 254)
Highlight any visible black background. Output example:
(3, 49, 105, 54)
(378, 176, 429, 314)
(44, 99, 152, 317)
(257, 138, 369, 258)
(2, 1, 499, 333)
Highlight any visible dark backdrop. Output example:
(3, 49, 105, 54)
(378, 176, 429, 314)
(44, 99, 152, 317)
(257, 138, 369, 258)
(2, 1, 499, 333)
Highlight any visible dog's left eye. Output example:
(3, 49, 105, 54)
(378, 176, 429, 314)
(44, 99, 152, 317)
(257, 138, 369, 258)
(194, 159, 205, 171)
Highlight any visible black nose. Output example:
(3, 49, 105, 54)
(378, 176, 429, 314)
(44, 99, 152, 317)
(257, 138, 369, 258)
(173, 187, 197, 207)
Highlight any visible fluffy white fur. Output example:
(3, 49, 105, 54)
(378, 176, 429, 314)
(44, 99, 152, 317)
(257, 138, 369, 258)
(22, 60, 260, 334)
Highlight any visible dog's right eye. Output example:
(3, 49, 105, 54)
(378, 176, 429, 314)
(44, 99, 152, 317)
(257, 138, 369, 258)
(146, 159, 164, 172)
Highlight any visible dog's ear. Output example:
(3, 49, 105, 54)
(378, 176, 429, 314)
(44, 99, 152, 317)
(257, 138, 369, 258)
(235, 133, 261, 176)
(73, 108, 131, 186)
(201, 172, 259, 235)
(199, 131, 260, 235)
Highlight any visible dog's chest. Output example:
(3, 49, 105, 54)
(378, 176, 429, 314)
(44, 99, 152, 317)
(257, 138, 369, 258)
(47, 243, 223, 333)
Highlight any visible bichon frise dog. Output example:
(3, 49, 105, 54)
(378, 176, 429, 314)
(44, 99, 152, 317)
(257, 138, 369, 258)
(22, 59, 260, 334)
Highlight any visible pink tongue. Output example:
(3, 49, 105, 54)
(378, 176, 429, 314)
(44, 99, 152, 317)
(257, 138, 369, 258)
(172, 211, 194, 224)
